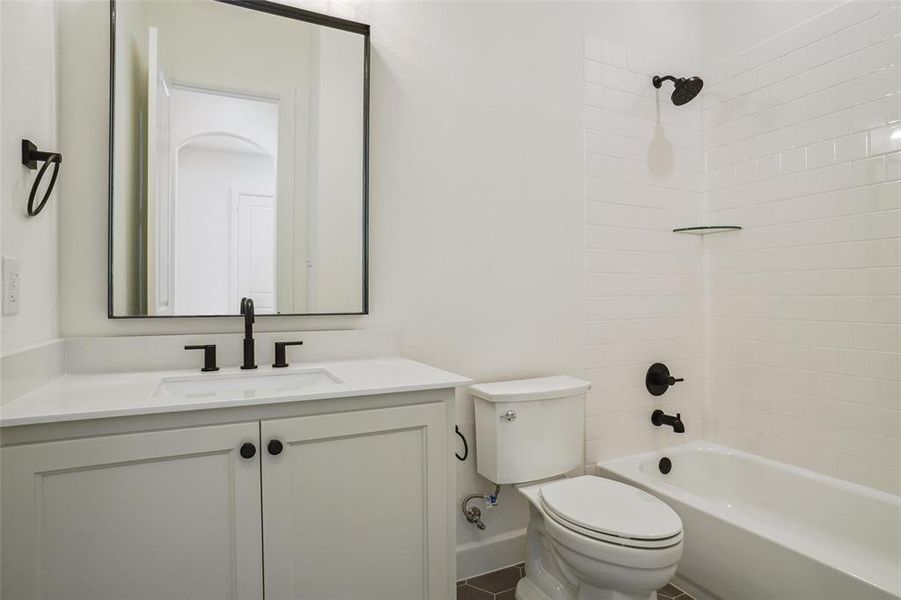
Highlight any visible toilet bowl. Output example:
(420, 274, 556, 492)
(516, 476, 682, 600)
(470, 376, 683, 600)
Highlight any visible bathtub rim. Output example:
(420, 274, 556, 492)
(597, 440, 901, 599)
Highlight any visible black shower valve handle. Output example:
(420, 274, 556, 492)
(646, 363, 683, 396)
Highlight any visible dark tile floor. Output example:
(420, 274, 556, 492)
(457, 564, 695, 600)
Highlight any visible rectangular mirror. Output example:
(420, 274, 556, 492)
(109, 0, 369, 317)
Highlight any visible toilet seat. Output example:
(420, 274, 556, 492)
(539, 476, 682, 549)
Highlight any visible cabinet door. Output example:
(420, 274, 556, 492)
(1, 423, 263, 600)
(262, 403, 449, 600)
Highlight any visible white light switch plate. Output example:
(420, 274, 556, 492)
(3, 256, 21, 315)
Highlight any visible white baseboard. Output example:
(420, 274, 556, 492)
(456, 528, 527, 581)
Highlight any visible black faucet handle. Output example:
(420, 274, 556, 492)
(646, 363, 683, 396)
(185, 345, 219, 372)
(272, 341, 304, 368)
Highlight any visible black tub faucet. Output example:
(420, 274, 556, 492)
(651, 410, 685, 433)
(240, 297, 257, 370)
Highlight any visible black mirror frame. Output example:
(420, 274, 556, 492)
(108, 0, 370, 319)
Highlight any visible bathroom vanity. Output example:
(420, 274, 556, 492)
(1, 358, 470, 600)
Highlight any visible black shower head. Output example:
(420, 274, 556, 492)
(652, 75, 704, 106)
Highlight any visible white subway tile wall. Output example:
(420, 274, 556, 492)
(703, 0, 900, 495)
(582, 39, 707, 463)
(584, 0, 900, 495)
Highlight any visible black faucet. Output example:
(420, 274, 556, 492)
(240, 297, 257, 370)
(651, 410, 685, 433)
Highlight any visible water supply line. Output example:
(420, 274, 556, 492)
(462, 484, 501, 530)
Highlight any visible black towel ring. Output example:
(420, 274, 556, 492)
(21, 139, 62, 217)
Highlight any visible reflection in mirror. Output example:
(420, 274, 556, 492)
(110, 0, 368, 317)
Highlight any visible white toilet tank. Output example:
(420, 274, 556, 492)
(470, 376, 591, 484)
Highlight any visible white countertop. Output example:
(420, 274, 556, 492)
(0, 357, 472, 427)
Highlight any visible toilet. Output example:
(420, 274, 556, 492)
(470, 376, 683, 600)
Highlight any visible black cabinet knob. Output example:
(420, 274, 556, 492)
(268, 439, 284, 456)
(240, 442, 256, 459)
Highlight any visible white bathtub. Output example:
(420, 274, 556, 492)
(598, 441, 901, 600)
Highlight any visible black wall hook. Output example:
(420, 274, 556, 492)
(455, 425, 469, 461)
(21, 139, 62, 217)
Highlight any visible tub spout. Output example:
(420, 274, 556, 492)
(652, 409, 685, 433)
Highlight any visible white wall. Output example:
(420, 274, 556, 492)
(0, 0, 59, 356)
(699, 0, 842, 66)
(582, 38, 707, 462)
(702, 0, 901, 495)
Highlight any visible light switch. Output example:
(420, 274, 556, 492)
(3, 256, 20, 315)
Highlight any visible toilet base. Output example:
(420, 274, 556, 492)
(516, 575, 654, 600)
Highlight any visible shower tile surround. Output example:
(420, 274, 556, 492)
(582, 37, 707, 461)
(584, 0, 901, 495)
(703, 0, 901, 494)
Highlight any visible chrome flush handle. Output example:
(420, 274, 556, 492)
(502, 410, 517, 421)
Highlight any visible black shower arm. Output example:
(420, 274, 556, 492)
(652, 75, 681, 88)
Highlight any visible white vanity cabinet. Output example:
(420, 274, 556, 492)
(1, 400, 453, 600)
(0, 422, 265, 600)
(261, 402, 449, 599)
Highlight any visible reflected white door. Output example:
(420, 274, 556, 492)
(232, 192, 276, 313)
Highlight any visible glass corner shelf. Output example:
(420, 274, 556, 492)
(673, 226, 742, 235)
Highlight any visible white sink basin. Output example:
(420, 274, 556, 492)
(154, 369, 341, 400)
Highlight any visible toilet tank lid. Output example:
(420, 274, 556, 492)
(469, 376, 591, 403)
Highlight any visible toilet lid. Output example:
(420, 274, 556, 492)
(539, 476, 682, 542)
